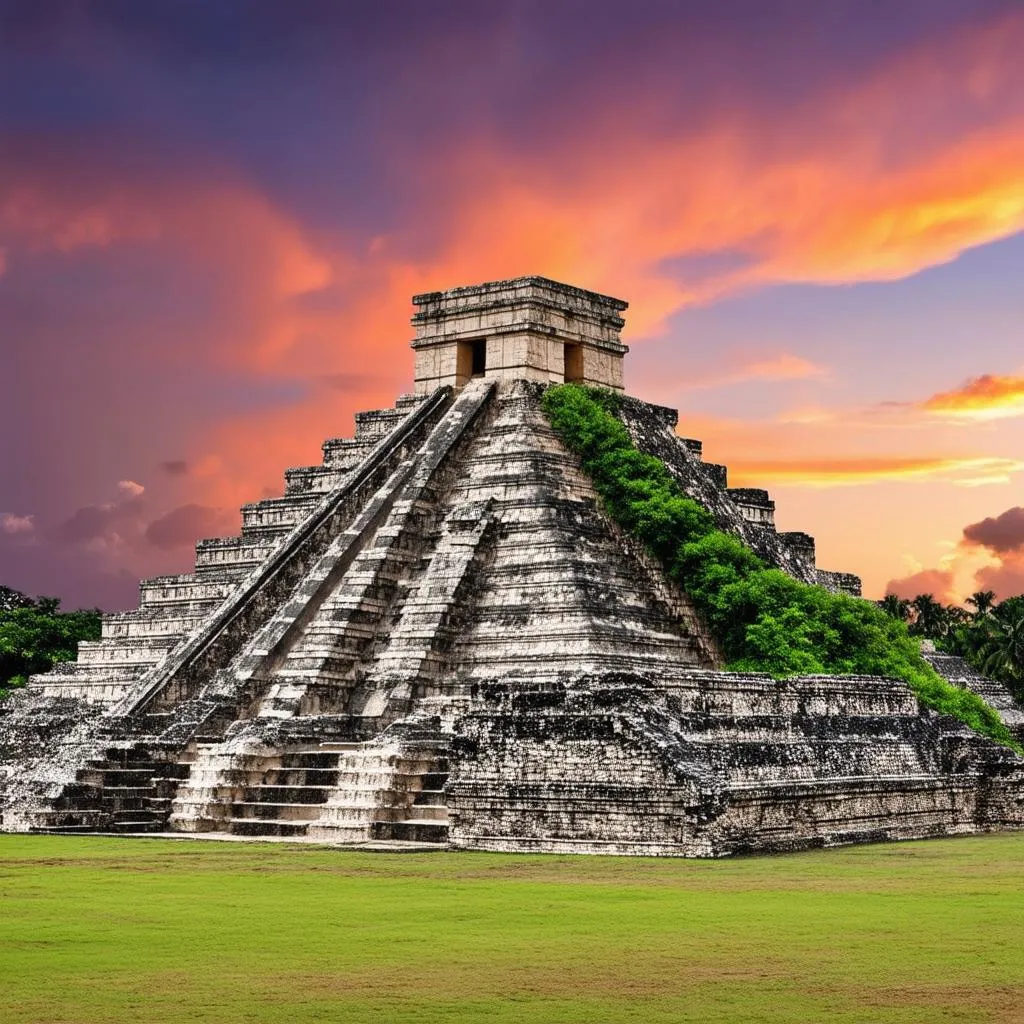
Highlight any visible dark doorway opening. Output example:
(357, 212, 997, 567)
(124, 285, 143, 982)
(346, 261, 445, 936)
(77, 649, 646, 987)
(471, 338, 487, 377)
(564, 343, 584, 383)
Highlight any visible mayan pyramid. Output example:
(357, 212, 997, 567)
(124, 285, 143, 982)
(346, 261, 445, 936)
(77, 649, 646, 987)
(2, 276, 1023, 855)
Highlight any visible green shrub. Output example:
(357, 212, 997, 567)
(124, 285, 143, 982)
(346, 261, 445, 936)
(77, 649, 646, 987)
(542, 384, 1018, 751)
(0, 591, 101, 700)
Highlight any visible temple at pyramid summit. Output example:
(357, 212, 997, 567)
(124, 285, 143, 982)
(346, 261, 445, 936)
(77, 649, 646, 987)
(2, 276, 1023, 855)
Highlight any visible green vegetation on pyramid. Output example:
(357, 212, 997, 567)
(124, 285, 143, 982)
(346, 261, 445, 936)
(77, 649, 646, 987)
(541, 384, 1018, 750)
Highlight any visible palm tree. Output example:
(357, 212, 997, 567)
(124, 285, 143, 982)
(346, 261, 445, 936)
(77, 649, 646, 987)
(910, 593, 948, 639)
(966, 590, 997, 619)
(878, 594, 911, 622)
(978, 602, 1024, 697)
(946, 605, 970, 627)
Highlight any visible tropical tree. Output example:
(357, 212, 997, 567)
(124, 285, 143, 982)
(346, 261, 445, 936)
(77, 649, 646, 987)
(966, 590, 997, 619)
(909, 593, 948, 639)
(878, 594, 911, 621)
(977, 601, 1024, 699)
(0, 593, 101, 698)
(946, 605, 970, 628)
(0, 586, 34, 612)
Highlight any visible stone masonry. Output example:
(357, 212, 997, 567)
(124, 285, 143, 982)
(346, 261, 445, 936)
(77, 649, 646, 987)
(1, 276, 1022, 855)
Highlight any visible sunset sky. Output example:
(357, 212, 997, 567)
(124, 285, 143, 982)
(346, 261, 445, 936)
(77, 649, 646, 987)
(1, 0, 1023, 610)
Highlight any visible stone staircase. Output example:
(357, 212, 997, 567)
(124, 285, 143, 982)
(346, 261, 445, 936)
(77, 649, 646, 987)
(170, 737, 450, 843)
(923, 647, 1024, 744)
(311, 741, 449, 844)
(227, 749, 341, 837)
(30, 742, 194, 834)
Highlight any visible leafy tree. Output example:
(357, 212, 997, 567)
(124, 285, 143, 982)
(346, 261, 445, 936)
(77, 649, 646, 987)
(0, 593, 101, 699)
(976, 601, 1024, 700)
(0, 586, 34, 612)
(946, 605, 970, 629)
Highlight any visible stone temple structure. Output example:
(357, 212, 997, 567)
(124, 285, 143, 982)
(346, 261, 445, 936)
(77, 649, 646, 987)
(2, 276, 1023, 855)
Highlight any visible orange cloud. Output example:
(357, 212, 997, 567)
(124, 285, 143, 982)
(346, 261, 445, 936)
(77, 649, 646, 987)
(885, 569, 958, 604)
(383, 13, 1024, 343)
(729, 455, 1024, 489)
(919, 374, 1024, 421)
(975, 553, 1024, 600)
(6, 11, 1023, 394)
(0, 161, 337, 375)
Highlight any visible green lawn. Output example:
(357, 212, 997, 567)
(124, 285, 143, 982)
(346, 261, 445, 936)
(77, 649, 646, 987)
(3, 834, 1023, 1023)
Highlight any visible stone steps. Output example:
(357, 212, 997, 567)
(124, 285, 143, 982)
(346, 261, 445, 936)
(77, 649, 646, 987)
(248, 785, 332, 804)
(183, 739, 453, 843)
(321, 438, 377, 470)
(76, 639, 176, 668)
(240, 495, 322, 540)
(101, 610, 208, 642)
(260, 767, 340, 786)
(228, 819, 310, 837)
(284, 465, 348, 496)
(229, 802, 325, 821)
(30, 745, 195, 834)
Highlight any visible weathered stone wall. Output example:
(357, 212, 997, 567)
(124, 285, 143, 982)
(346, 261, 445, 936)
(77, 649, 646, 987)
(448, 676, 1024, 856)
(924, 644, 1024, 744)
(411, 276, 629, 393)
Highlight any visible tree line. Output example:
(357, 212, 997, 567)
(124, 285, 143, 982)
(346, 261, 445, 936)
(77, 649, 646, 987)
(0, 586, 101, 699)
(878, 590, 1024, 701)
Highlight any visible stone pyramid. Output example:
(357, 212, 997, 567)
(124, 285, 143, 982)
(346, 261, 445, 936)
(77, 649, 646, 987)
(2, 276, 1022, 855)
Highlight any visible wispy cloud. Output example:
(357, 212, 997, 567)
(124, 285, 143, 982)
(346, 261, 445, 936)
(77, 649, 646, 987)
(0, 513, 35, 536)
(730, 455, 1024, 488)
(919, 374, 1024, 421)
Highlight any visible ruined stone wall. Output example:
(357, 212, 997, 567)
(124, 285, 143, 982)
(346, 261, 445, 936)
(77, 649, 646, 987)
(448, 676, 1024, 857)
(924, 645, 1024, 744)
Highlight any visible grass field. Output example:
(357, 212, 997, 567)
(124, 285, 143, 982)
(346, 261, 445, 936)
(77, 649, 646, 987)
(3, 834, 1024, 1023)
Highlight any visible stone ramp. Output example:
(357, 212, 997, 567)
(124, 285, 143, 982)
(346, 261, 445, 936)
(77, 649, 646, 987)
(2, 389, 455, 833)
(118, 385, 455, 719)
